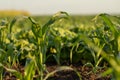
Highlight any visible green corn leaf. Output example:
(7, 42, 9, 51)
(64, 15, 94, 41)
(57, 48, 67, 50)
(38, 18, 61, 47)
(0, 48, 7, 54)
(99, 68, 113, 78)
(9, 17, 17, 33)
(0, 63, 3, 67)
(0, 49, 7, 62)
(31, 23, 38, 37)
(42, 17, 55, 35)
(28, 17, 42, 38)
(70, 45, 75, 63)
(100, 13, 119, 56)
(100, 13, 118, 36)
(28, 17, 37, 24)
(24, 60, 35, 80)
(42, 11, 69, 35)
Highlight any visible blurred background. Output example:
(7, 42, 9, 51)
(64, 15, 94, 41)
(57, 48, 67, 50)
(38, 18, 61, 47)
(0, 0, 120, 16)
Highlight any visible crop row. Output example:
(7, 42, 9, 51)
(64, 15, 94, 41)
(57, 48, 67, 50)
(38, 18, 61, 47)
(0, 12, 120, 80)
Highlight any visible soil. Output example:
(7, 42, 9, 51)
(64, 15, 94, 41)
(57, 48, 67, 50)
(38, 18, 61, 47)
(3, 63, 111, 80)
(46, 63, 111, 80)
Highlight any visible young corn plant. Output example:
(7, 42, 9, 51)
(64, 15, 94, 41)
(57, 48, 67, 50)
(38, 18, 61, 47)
(0, 12, 74, 80)
(28, 11, 70, 79)
(82, 13, 120, 80)
(0, 19, 8, 49)
(70, 28, 94, 64)
(0, 18, 18, 79)
(99, 13, 120, 80)
(48, 26, 75, 64)
(80, 33, 120, 80)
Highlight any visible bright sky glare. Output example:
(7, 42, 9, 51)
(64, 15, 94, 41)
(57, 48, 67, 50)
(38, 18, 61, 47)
(0, 0, 120, 15)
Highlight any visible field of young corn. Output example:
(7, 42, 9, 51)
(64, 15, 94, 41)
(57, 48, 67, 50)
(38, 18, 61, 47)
(0, 11, 120, 80)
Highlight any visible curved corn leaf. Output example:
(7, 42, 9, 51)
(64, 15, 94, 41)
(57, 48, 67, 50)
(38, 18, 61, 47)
(28, 17, 42, 38)
(42, 11, 69, 35)
(24, 60, 35, 80)
(9, 17, 17, 33)
(100, 13, 119, 36)
(100, 13, 119, 56)
(44, 66, 82, 80)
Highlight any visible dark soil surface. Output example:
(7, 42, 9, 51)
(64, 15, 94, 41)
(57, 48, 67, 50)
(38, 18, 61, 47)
(46, 64, 111, 80)
(3, 63, 111, 80)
